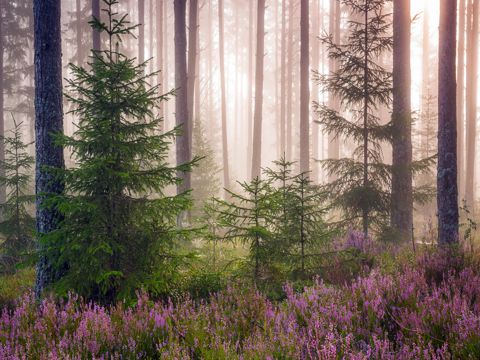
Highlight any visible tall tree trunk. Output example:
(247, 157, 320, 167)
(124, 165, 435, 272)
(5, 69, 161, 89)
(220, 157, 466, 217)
(218, 0, 230, 189)
(286, 0, 294, 161)
(163, 0, 169, 129)
(174, 0, 191, 194)
(0, 4, 5, 216)
(391, 0, 413, 242)
(465, 0, 479, 212)
(76, 0, 84, 65)
(251, 0, 265, 179)
(187, 0, 198, 147)
(327, 0, 340, 163)
(457, 0, 466, 198)
(311, 0, 320, 182)
(139, 0, 145, 64)
(92, 0, 100, 51)
(157, 0, 164, 131)
(299, 0, 310, 174)
(33, 0, 65, 297)
(437, 0, 459, 245)
(280, 0, 287, 156)
(247, 0, 254, 172)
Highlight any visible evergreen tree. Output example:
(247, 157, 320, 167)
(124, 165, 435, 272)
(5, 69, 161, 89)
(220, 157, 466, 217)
(191, 119, 221, 218)
(214, 177, 274, 282)
(0, 117, 34, 274)
(315, 0, 393, 236)
(40, 0, 194, 304)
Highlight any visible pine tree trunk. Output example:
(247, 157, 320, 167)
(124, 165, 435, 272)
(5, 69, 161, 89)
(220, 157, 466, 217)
(33, 0, 65, 297)
(286, 0, 294, 161)
(149, 0, 153, 73)
(299, 0, 310, 174)
(437, 0, 459, 245)
(251, 0, 265, 179)
(457, 0, 466, 198)
(163, 0, 169, 129)
(138, 0, 145, 64)
(247, 0, 254, 172)
(92, 0, 100, 51)
(157, 0, 164, 131)
(391, 0, 413, 242)
(327, 0, 340, 163)
(218, 0, 230, 190)
(465, 0, 478, 212)
(187, 0, 198, 148)
(76, 0, 84, 65)
(174, 0, 191, 194)
(0, 7, 5, 217)
(280, 0, 287, 156)
(311, 0, 320, 182)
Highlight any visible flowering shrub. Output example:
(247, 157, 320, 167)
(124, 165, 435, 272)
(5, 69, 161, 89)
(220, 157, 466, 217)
(1, 257, 480, 359)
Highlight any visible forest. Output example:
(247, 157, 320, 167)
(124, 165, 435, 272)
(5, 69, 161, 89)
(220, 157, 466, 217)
(0, 0, 480, 358)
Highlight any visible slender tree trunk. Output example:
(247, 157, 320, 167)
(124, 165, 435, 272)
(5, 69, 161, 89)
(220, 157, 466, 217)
(92, 0, 100, 51)
(187, 0, 198, 148)
(457, 0, 466, 198)
(280, 0, 287, 156)
(300, 0, 310, 174)
(138, 0, 145, 64)
(34, 0, 65, 297)
(149, 0, 153, 73)
(327, 0, 340, 163)
(174, 0, 191, 194)
(157, 0, 164, 131)
(218, 0, 230, 189)
(311, 0, 320, 182)
(437, 0, 459, 245)
(76, 0, 84, 65)
(251, 0, 265, 179)
(465, 0, 479, 212)
(391, 0, 413, 242)
(286, 0, 294, 161)
(247, 0, 254, 172)
(163, 0, 169, 129)
(0, 5, 5, 215)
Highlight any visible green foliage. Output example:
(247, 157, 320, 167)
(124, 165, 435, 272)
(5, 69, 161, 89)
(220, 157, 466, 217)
(39, 0, 195, 304)
(191, 119, 221, 218)
(0, 118, 35, 274)
(0, 267, 35, 308)
(315, 0, 393, 236)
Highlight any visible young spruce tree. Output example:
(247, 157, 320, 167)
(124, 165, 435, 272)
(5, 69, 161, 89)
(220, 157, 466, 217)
(0, 118, 35, 273)
(315, 0, 392, 236)
(40, 0, 194, 304)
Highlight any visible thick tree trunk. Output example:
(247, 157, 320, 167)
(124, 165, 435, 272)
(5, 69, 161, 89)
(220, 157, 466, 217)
(138, 0, 145, 64)
(465, 0, 479, 212)
(391, 0, 413, 242)
(437, 0, 459, 245)
(457, 0, 466, 198)
(174, 0, 191, 194)
(218, 0, 230, 190)
(299, 0, 310, 174)
(33, 0, 65, 297)
(92, 0, 100, 51)
(251, 0, 265, 179)
(187, 0, 198, 147)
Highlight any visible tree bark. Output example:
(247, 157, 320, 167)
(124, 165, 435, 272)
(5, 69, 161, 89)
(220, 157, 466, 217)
(299, 0, 310, 174)
(76, 0, 85, 66)
(187, 0, 198, 147)
(157, 0, 164, 131)
(280, 0, 287, 156)
(251, 0, 265, 179)
(457, 0, 466, 198)
(437, 0, 459, 245)
(139, 0, 145, 64)
(247, 0, 254, 172)
(174, 0, 191, 194)
(33, 0, 65, 297)
(218, 0, 230, 190)
(465, 0, 479, 212)
(311, 0, 320, 182)
(327, 0, 340, 163)
(92, 0, 100, 51)
(391, 0, 413, 242)
(286, 0, 294, 161)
